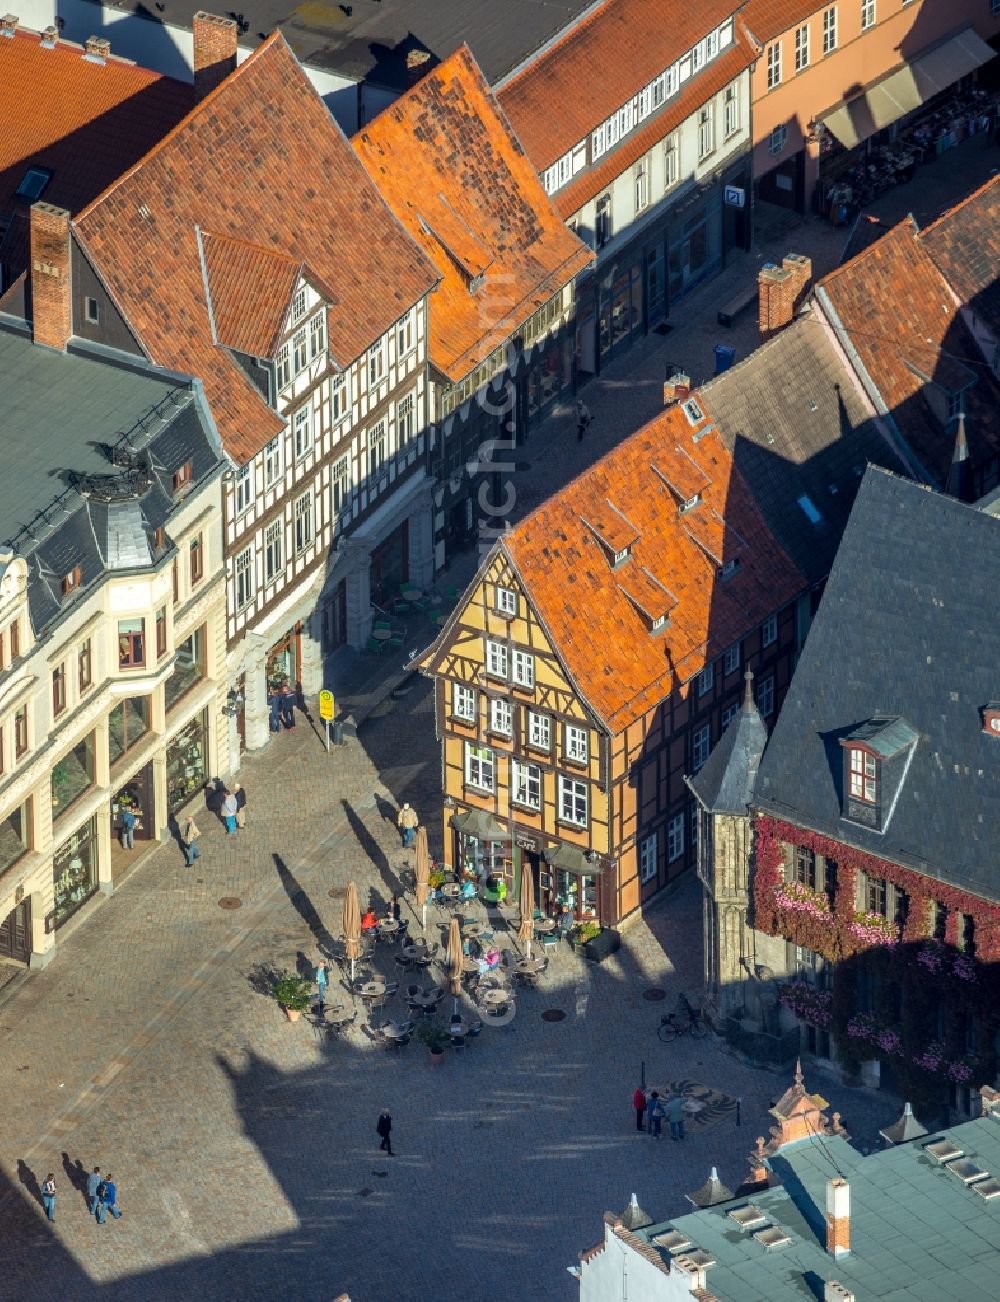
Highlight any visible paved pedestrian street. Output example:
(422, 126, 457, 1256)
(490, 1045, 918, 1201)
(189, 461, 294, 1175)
(0, 679, 899, 1301)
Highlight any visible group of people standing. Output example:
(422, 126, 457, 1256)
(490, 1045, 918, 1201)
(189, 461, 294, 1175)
(179, 782, 248, 865)
(268, 682, 298, 733)
(633, 1086, 687, 1140)
(40, 1167, 122, 1225)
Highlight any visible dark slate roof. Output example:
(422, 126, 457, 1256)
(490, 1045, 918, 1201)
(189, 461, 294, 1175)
(754, 466, 1000, 900)
(700, 312, 907, 586)
(687, 674, 767, 816)
(633, 1116, 1000, 1300)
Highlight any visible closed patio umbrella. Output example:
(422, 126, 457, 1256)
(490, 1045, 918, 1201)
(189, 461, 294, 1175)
(415, 825, 430, 931)
(446, 915, 463, 1011)
(518, 866, 535, 960)
(343, 880, 362, 984)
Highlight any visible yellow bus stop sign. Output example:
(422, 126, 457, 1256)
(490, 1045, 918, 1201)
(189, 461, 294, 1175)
(318, 690, 335, 721)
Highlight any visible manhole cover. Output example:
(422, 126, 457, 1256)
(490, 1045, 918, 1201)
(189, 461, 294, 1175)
(328, 886, 346, 899)
(541, 1008, 567, 1022)
(218, 897, 243, 910)
(643, 988, 667, 1001)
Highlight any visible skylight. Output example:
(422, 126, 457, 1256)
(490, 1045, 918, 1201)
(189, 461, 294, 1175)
(796, 493, 823, 525)
(682, 398, 704, 425)
(15, 166, 51, 201)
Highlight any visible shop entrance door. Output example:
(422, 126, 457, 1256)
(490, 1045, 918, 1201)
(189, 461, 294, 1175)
(370, 522, 409, 607)
(0, 898, 30, 963)
(111, 762, 155, 882)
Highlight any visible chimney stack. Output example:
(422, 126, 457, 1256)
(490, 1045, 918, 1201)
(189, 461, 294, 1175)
(825, 1177, 850, 1258)
(40, 22, 58, 47)
(192, 12, 237, 100)
(825, 1284, 855, 1302)
(84, 34, 111, 62)
(759, 253, 812, 338)
(0, 14, 18, 37)
(663, 371, 691, 406)
(30, 202, 72, 351)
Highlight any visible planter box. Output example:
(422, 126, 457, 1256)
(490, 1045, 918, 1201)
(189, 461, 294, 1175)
(582, 928, 621, 963)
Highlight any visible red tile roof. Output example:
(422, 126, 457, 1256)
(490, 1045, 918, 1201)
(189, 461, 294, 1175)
(818, 214, 1000, 486)
(0, 25, 191, 280)
(354, 45, 592, 383)
(201, 232, 302, 357)
(742, 0, 825, 44)
(74, 34, 438, 462)
(920, 173, 1000, 336)
(497, 0, 741, 170)
(499, 401, 806, 732)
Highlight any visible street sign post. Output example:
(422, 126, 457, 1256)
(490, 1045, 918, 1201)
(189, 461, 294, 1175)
(319, 690, 334, 752)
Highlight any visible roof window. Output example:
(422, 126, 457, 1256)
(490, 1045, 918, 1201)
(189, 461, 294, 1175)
(682, 398, 704, 425)
(15, 167, 51, 201)
(797, 493, 823, 525)
(612, 546, 631, 566)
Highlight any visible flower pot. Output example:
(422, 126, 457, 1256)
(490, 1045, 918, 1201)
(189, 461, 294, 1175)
(283, 1006, 301, 1023)
(429, 1049, 444, 1065)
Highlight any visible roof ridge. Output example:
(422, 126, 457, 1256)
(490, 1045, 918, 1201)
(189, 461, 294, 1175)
(919, 170, 1000, 239)
(495, 0, 615, 91)
(817, 214, 921, 289)
(200, 229, 302, 265)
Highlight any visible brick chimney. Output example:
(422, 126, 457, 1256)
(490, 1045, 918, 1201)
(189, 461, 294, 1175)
(0, 14, 18, 38)
(30, 202, 72, 351)
(84, 35, 111, 62)
(663, 371, 691, 406)
(192, 12, 237, 100)
(758, 253, 812, 338)
(825, 1177, 850, 1258)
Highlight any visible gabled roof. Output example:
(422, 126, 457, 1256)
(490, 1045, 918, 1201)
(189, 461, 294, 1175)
(920, 173, 1000, 337)
(496, 401, 806, 732)
(497, 0, 741, 171)
(687, 673, 767, 815)
(742, 0, 828, 43)
(74, 34, 438, 462)
(816, 218, 1000, 490)
(200, 232, 303, 358)
(353, 44, 592, 383)
(0, 24, 191, 283)
(701, 313, 906, 585)
(754, 467, 1000, 900)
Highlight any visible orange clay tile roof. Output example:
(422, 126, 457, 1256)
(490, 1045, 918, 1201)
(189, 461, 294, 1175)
(74, 33, 438, 463)
(353, 45, 593, 384)
(201, 232, 303, 357)
(817, 215, 1000, 487)
(498, 401, 806, 732)
(742, 0, 827, 43)
(504, 35, 755, 220)
(920, 173, 1000, 336)
(497, 0, 742, 171)
(0, 25, 191, 282)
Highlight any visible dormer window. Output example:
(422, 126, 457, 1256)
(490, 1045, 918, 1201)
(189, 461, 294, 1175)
(61, 565, 81, 597)
(839, 715, 918, 831)
(173, 461, 192, 493)
(848, 747, 877, 803)
(680, 493, 701, 513)
(718, 558, 739, 577)
(682, 398, 704, 425)
(291, 287, 307, 324)
(947, 390, 964, 421)
(612, 546, 631, 567)
(651, 614, 667, 632)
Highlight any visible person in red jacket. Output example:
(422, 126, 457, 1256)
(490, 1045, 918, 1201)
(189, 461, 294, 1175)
(361, 907, 378, 932)
(633, 1085, 647, 1133)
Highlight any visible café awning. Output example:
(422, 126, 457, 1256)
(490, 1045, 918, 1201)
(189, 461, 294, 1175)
(451, 808, 507, 841)
(544, 842, 601, 874)
(819, 27, 995, 150)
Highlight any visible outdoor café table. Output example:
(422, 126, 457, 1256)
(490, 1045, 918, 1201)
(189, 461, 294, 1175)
(448, 1021, 469, 1037)
(401, 942, 427, 958)
(360, 980, 387, 998)
(460, 957, 481, 975)
(378, 919, 401, 936)
(533, 918, 556, 935)
(482, 988, 509, 1010)
(462, 922, 485, 939)
(371, 627, 391, 641)
(410, 989, 440, 1009)
(440, 883, 462, 900)
(383, 1022, 411, 1040)
(516, 958, 545, 976)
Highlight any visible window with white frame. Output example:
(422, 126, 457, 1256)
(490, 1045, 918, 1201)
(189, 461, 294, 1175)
(276, 343, 290, 390)
(396, 307, 415, 359)
(264, 519, 284, 583)
(697, 105, 714, 160)
(769, 124, 788, 155)
(724, 83, 739, 139)
(692, 37, 707, 72)
(823, 6, 837, 54)
(591, 122, 607, 160)
(634, 156, 649, 213)
(559, 775, 588, 826)
(331, 372, 350, 424)
(565, 724, 588, 765)
(511, 760, 541, 810)
(861, 0, 875, 31)
(331, 456, 351, 519)
(757, 675, 775, 717)
(368, 421, 387, 478)
(720, 17, 734, 45)
(640, 832, 657, 883)
(667, 813, 684, 862)
(234, 546, 254, 610)
(528, 711, 550, 750)
(293, 404, 312, 460)
(693, 723, 711, 772)
(234, 463, 252, 516)
(309, 310, 326, 361)
(452, 683, 477, 722)
(766, 42, 782, 89)
(638, 84, 652, 121)
(795, 23, 810, 71)
(595, 194, 612, 249)
(294, 491, 313, 553)
(698, 664, 714, 696)
(664, 133, 679, 188)
(292, 327, 308, 375)
(762, 613, 778, 648)
(512, 649, 534, 689)
(368, 339, 386, 388)
(848, 747, 876, 802)
(291, 287, 307, 323)
(263, 434, 283, 489)
(489, 697, 513, 736)
(724, 643, 740, 675)
(465, 742, 495, 791)
(722, 701, 740, 730)
(495, 586, 518, 617)
(397, 391, 416, 445)
(486, 639, 509, 679)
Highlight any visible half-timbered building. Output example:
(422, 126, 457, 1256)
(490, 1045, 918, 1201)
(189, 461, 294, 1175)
(354, 44, 593, 564)
(419, 397, 810, 927)
(69, 19, 440, 764)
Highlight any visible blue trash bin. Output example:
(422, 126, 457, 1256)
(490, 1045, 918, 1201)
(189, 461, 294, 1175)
(714, 344, 736, 376)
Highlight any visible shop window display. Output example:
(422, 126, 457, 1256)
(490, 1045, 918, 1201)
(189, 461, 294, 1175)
(51, 733, 95, 820)
(108, 697, 150, 767)
(52, 817, 98, 927)
(166, 711, 208, 812)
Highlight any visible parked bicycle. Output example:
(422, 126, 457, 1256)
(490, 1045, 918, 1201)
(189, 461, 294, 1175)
(657, 994, 707, 1042)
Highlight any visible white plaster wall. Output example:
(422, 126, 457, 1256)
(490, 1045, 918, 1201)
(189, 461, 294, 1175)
(580, 1226, 695, 1302)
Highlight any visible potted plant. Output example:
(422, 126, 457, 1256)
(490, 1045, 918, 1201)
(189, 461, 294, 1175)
(575, 919, 622, 963)
(416, 1019, 449, 1063)
(428, 869, 446, 890)
(271, 972, 312, 1023)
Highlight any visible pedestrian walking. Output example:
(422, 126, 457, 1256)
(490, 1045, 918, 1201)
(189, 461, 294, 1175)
(280, 684, 296, 729)
(86, 1166, 102, 1217)
(376, 1108, 393, 1156)
(119, 806, 136, 850)
(182, 816, 201, 866)
(397, 803, 418, 847)
(315, 959, 328, 1013)
(666, 1094, 686, 1141)
(575, 398, 592, 443)
(387, 895, 401, 922)
(268, 688, 282, 733)
(234, 783, 247, 829)
(633, 1085, 647, 1133)
(95, 1174, 122, 1223)
(221, 789, 238, 835)
(647, 1091, 664, 1139)
(41, 1173, 56, 1222)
